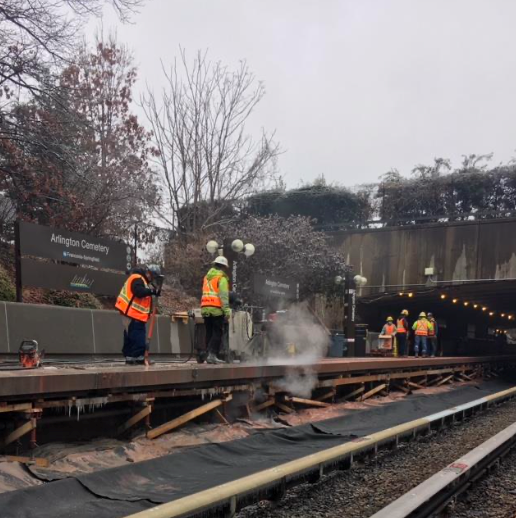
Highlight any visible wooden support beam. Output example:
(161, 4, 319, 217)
(361, 384, 387, 402)
(2, 455, 49, 468)
(1, 420, 35, 448)
(408, 381, 425, 390)
(147, 395, 232, 440)
(117, 405, 152, 436)
(437, 375, 454, 386)
(427, 376, 443, 386)
(319, 367, 455, 389)
(215, 409, 230, 425)
(275, 402, 294, 414)
(393, 384, 411, 394)
(315, 390, 336, 402)
(253, 399, 275, 412)
(342, 386, 365, 401)
(0, 403, 32, 414)
(287, 397, 330, 408)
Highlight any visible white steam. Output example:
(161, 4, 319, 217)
(265, 303, 330, 399)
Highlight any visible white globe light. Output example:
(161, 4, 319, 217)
(231, 239, 244, 252)
(206, 240, 219, 254)
(243, 243, 255, 257)
(335, 275, 343, 284)
(354, 275, 367, 286)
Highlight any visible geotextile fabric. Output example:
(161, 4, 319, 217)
(1, 381, 512, 518)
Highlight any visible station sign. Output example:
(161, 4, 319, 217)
(17, 221, 131, 272)
(21, 258, 126, 297)
(253, 274, 299, 300)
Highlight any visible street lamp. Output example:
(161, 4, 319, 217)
(206, 239, 256, 290)
(335, 270, 368, 345)
(205, 239, 255, 258)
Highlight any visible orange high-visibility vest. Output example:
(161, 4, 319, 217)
(115, 274, 152, 322)
(415, 319, 429, 336)
(384, 323, 396, 335)
(428, 319, 436, 337)
(201, 274, 223, 308)
(397, 318, 408, 333)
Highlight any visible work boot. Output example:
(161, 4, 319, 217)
(207, 353, 225, 364)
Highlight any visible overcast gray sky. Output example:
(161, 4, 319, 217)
(93, 0, 516, 187)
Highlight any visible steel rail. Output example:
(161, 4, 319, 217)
(370, 420, 516, 518)
(122, 385, 516, 518)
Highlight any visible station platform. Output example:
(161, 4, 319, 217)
(0, 355, 513, 400)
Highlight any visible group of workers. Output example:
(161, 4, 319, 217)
(381, 310, 439, 357)
(115, 256, 231, 365)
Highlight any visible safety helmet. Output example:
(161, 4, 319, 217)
(427, 312, 433, 317)
(419, 312, 426, 317)
(146, 264, 162, 277)
(401, 309, 409, 316)
(386, 316, 394, 322)
(213, 256, 229, 268)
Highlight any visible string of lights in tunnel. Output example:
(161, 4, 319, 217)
(398, 291, 514, 322)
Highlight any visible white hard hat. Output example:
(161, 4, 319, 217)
(213, 256, 229, 268)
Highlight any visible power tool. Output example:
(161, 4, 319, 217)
(18, 340, 44, 369)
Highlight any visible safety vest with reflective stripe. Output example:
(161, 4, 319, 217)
(428, 319, 436, 337)
(397, 318, 408, 333)
(384, 323, 396, 335)
(201, 274, 223, 308)
(115, 274, 152, 322)
(414, 319, 430, 336)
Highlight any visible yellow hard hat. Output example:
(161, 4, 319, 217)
(419, 312, 426, 317)
(401, 309, 409, 316)
(386, 316, 394, 321)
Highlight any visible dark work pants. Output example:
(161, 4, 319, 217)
(429, 337, 438, 357)
(122, 318, 147, 358)
(204, 316, 225, 356)
(397, 333, 407, 356)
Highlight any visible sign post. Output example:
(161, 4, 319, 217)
(343, 271, 356, 353)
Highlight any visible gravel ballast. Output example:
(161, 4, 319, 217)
(238, 399, 516, 518)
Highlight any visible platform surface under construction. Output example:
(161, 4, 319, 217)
(0, 355, 513, 399)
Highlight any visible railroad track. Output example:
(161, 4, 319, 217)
(370, 419, 516, 518)
(121, 385, 516, 518)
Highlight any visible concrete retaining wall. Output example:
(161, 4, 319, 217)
(0, 302, 192, 356)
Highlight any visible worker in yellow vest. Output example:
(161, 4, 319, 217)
(115, 264, 161, 364)
(201, 256, 231, 364)
(396, 310, 410, 357)
(412, 312, 434, 358)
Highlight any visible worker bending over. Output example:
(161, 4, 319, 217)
(116, 264, 161, 365)
(201, 256, 231, 364)
(427, 312, 439, 357)
(412, 312, 434, 358)
(396, 310, 410, 357)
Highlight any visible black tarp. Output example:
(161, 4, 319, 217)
(1, 381, 512, 518)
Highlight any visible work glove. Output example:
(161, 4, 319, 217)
(151, 288, 160, 297)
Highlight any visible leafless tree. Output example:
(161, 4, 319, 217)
(142, 49, 281, 237)
(0, 0, 143, 110)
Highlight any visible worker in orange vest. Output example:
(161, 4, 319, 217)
(115, 264, 161, 364)
(380, 316, 397, 353)
(396, 310, 410, 357)
(201, 256, 231, 364)
(427, 312, 439, 357)
(412, 312, 434, 358)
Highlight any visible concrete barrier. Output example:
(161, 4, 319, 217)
(0, 302, 193, 356)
